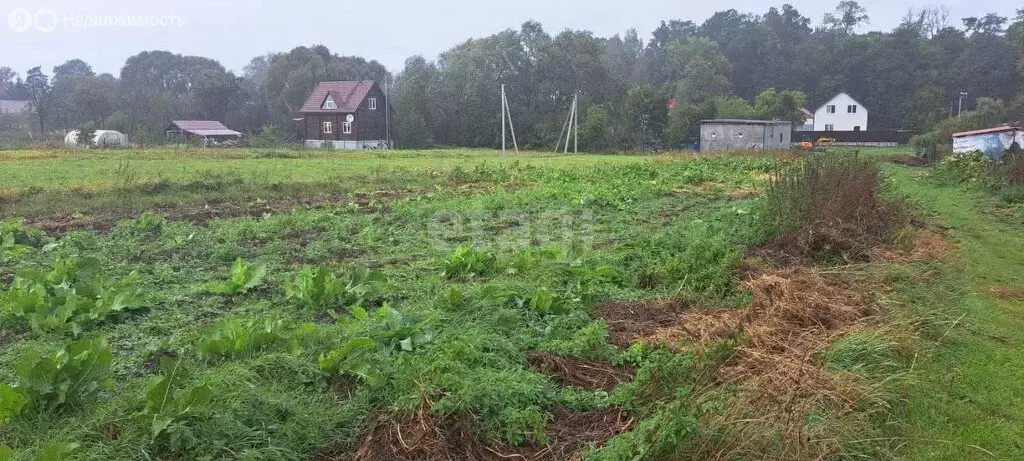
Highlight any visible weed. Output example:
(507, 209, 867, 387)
(1, 338, 114, 419)
(199, 313, 313, 359)
(208, 258, 267, 295)
(318, 337, 385, 387)
(285, 266, 385, 315)
(137, 356, 213, 442)
(0, 219, 45, 258)
(0, 256, 145, 336)
(441, 244, 496, 279)
(372, 306, 437, 352)
(763, 154, 905, 262)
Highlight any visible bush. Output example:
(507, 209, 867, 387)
(933, 151, 989, 184)
(248, 124, 292, 148)
(75, 122, 97, 147)
(762, 154, 904, 262)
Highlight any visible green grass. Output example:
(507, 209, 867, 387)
(3, 146, 1020, 460)
(885, 165, 1024, 460)
(0, 148, 653, 192)
(0, 148, 780, 459)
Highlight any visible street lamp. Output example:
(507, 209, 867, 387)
(958, 91, 968, 118)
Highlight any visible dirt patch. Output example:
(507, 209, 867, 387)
(592, 299, 689, 348)
(527, 352, 634, 391)
(23, 190, 411, 236)
(987, 285, 1024, 302)
(336, 406, 634, 461)
(890, 155, 931, 167)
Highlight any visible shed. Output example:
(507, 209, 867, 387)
(952, 125, 1023, 160)
(64, 130, 129, 147)
(166, 120, 242, 147)
(699, 119, 792, 152)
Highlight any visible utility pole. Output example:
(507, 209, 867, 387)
(958, 91, 967, 118)
(384, 76, 391, 149)
(501, 84, 506, 155)
(500, 85, 518, 155)
(573, 92, 578, 154)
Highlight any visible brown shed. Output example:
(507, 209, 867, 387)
(299, 80, 394, 150)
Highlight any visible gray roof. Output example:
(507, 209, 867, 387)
(700, 119, 792, 125)
(0, 100, 31, 114)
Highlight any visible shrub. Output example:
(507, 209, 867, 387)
(247, 124, 292, 148)
(75, 122, 97, 148)
(933, 151, 989, 184)
(762, 154, 904, 262)
(985, 150, 1024, 204)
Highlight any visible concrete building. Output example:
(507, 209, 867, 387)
(699, 119, 792, 152)
(812, 92, 868, 132)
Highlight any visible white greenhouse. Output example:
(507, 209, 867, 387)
(64, 130, 129, 147)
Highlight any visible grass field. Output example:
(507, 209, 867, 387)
(0, 147, 1021, 460)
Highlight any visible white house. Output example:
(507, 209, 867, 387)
(813, 93, 868, 132)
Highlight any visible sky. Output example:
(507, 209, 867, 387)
(1, 0, 1019, 78)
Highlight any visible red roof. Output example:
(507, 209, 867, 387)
(299, 80, 376, 114)
(168, 120, 240, 137)
(952, 125, 1020, 138)
(667, 97, 677, 110)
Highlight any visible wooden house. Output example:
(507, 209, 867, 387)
(299, 80, 394, 150)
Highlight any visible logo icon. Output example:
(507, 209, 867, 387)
(8, 8, 32, 32)
(34, 9, 58, 32)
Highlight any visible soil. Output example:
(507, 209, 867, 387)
(592, 299, 689, 348)
(22, 190, 411, 236)
(527, 352, 634, 391)
(327, 406, 634, 461)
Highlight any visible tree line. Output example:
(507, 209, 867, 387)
(1, 2, 1022, 150)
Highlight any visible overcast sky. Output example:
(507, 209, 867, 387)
(1, 0, 1019, 78)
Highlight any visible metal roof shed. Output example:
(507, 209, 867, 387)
(166, 120, 242, 147)
(952, 125, 1023, 160)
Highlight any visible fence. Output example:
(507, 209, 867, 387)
(793, 130, 916, 146)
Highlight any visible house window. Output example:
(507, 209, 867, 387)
(342, 121, 352, 134)
(322, 121, 333, 134)
(854, 126, 861, 131)
(323, 96, 337, 110)
(847, 105, 857, 113)
(779, 133, 783, 143)
(826, 105, 836, 114)
(368, 98, 377, 110)
(824, 124, 834, 132)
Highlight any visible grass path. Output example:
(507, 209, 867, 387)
(888, 166, 1024, 460)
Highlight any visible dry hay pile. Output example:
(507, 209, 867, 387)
(868, 228, 951, 263)
(343, 406, 634, 461)
(599, 264, 882, 459)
